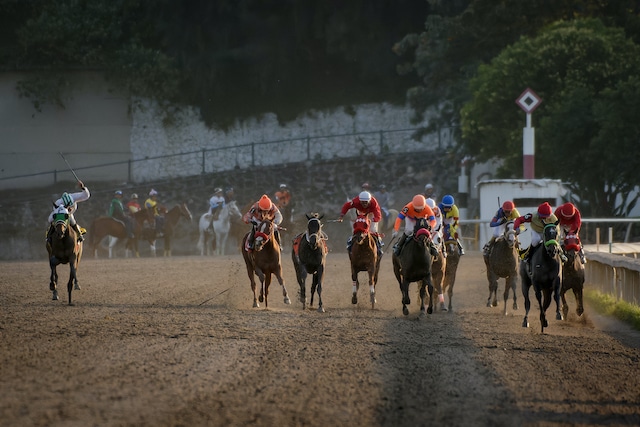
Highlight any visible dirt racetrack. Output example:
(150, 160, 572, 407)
(2, 250, 640, 427)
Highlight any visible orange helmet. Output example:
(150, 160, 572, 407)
(412, 194, 426, 209)
(502, 200, 514, 212)
(560, 203, 576, 218)
(258, 195, 272, 210)
(537, 202, 552, 218)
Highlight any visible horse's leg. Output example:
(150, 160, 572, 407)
(419, 281, 427, 316)
(401, 279, 410, 315)
(487, 272, 498, 308)
(561, 285, 569, 320)
(197, 231, 205, 256)
(521, 279, 531, 328)
(351, 269, 359, 305)
(108, 236, 117, 258)
(537, 286, 548, 333)
(164, 235, 171, 257)
(275, 266, 291, 305)
(368, 267, 376, 309)
(256, 268, 266, 303)
(298, 269, 308, 308)
(553, 277, 563, 321)
(49, 258, 59, 300)
(574, 286, 584, 317)
(502, 277, 514, 316)
(67, 255, 77, 306)
(315, 267, 325, 313)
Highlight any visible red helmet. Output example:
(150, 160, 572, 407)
(560, 203, 576, 218)
(502, 201, 514, 212)
(537, 202, 552, 218)
(258, 195, 272, 210)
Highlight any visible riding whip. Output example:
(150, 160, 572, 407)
(58, 152, 82, 183)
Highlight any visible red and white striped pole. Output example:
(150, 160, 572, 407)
(516, 88, 542, 180)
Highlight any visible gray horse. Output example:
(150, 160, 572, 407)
(483, 220, 520, 315)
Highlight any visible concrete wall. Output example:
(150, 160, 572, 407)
(0, 72, 132, 189)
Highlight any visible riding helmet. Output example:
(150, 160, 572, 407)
(502, 200, 515, 212)
(537, 202, 552, 218)
(425, 197, 436, 208)
(359, 191, 371, 202)
(442, 194, 455, 208)
(61, 192, 74, 207)
(412, 194, 426, 209)
(258, 194, 272, 210)
(560, 203, 576, 218)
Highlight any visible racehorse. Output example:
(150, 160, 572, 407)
(521, 223, 564, 332)
(441, 224, 461, 312)
(146, 202, 192, 256)
(561, 233, 585, 319)
(88, 208, 154, 258)
(378, 208, 399, 235)
(197, 200, 242, 256)
(242, 219, 291, 308)
(483, 220, 520, 315)
(291, 213, 329, 312)
(348, 213, 381, 309)
(46, 211, 83, 305)
(430, 235, 447, 311)
(392, 218, 435, 316)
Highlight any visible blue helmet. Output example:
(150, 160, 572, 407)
(442, 194, 454, 208)
(61, 192, 74, 208)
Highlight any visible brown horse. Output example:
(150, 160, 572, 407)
(46, 212, 83, 305)
(291, 213, 328, 312)
(483, 220, 520, 315)
(242, 219, 291, 308)
(145, 202, 193, 256)
(393, 218, 435, 316)
(348, 213, 380, 309)
(561, 233, 585, 319)
(88, 208, 154, 258)
(442, 225, 461, 312)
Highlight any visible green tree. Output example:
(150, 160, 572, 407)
(460, 18, 640, 216)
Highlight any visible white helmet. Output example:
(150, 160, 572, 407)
(426, 197, 436, 208)
(149, 189, 158, 196)
(359, 191, 371, 202)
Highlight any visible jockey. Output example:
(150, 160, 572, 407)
(438, 194, 465, 255)
(208, 188, 226, 223)
(47, 180, 90, 244)
(426, 197, 445, 256)
(555, 202, 586, 264)
(126, 193, 141, 215)
(424, 183, 436, 201)
(145, 189, 164, 237)
(482, 200, 523, 256)
(337, 190, 383, 254)
(274, 183, 292, 221)
(243, 194, 283, 251)
(391, 194, 438, 257)
(373, 184, 393, 221)
(514, 202, 564, 265)
(108, 190, 126, 222)
(224, 187, 235, 203)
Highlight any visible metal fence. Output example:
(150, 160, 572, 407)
(0, 126, 454, 188)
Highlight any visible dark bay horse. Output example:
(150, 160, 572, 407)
(46, 212, 82, 305)
(349, 213, 380, 309)
(292, 213, 329, 312)
(146, 202, 192, 256)
(442, 224, 461, 312)
(521, 224, 564, 332)
(561, 233, 585, 319)
(392, 218, 435, 316)
(483, 220, 520, 315)
(242, 219, 291, 308)
(88, 208, 153, 258)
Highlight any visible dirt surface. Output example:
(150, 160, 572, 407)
(1, 251, 639, 427)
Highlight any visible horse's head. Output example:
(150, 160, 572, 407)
(413, 217, 431, 234)
(503, 220, 517, 248)
(254, 219, 275, 251)
(305, 213, 324, 249)
(563, 233, 581, 264)
(227, 201, 242, 219)
(179, 202, 193, 221)
(542, 223, 561, 257)
(352, 214, 370, 244)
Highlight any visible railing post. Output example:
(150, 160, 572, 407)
(202, 149, 206, 174)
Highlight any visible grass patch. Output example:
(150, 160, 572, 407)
(585, 289, 640, 331)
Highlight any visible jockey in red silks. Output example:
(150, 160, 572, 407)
(555, 202, 586, 264)
(243, 194, 283, 251)
(337, 190, 383, 254)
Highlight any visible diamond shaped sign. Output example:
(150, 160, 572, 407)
(516, 88, 542, 113)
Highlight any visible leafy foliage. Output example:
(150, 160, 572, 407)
(460, 19, 640, 216)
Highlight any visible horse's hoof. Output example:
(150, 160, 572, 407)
(351, 295, 357, 304)
(259, 295, 264, 303)
(577, 308, 584, 316)
(74, 284, 81, 290)
(486, 300, 491, 307)
(52, 291, 59, 301)
(492, 300, 498, 308)
(522, 319, 529, 328)
(284, 296, 291, 305)
(427, 306, 433, 314)
(317, 306, 325, 313)
(440, 304, 448, 312)
(253, 300, 259, 308)
(543, 319, 549, 327)
(513, 302, 518, 310)
(556, 312, 563, 321)
(402, 306, 409, 316)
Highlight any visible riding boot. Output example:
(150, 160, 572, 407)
(429, 240, 439, 257)
(73, 223, 84, 242)
(579, 247, 586, 264)
(393, 234, 408, 256)
(457, 240, 465, 256)
(376, 236, 383, 255)
(519, 246, 529, 261)
(483, 237, 496, 256)
(275, 228, 283, 251)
